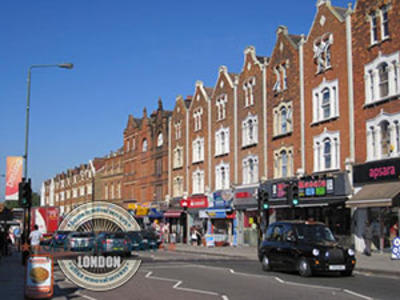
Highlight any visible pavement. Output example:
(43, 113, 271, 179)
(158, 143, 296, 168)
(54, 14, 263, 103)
(170, 243, 400, 277)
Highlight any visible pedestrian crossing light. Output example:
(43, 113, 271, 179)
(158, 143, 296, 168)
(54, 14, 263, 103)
(262, 190, 269, 210)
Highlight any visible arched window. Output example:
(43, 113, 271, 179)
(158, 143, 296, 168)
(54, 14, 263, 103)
(157, 132, 163, 147)
(323, 138, 332, 169)
(281, 150, 287, 178)
(322, 88, 331, 119)
(281, 107, 287, 134)
(379, 62, 389, 98)
(380, 120, 390, 157)
(142, 139, 148, 152)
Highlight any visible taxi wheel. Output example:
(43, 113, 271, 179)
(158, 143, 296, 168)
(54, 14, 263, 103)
(261, 255, 272, 272)
(298, 257, 312, 277)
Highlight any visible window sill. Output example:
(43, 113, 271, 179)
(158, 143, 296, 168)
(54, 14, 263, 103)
(310, 116, 339, 127)
(273, 88, 288, 96)
(366, 154, 400, 163)
(241, 142, 258, 149)
(312, 168, 340, 175)
(368, 37, 391, 49)
(363, 94, 399, 108)
(215, 152, 229, 158)
(172, 165, 183, 170)
(192, 160, 204, 165)
(272, 132, 292, 140)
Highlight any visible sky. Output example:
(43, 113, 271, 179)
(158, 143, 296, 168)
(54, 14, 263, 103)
(0, 0, 354, 196)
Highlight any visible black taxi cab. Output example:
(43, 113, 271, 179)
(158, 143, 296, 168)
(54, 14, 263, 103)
(258, 221, 356, 277)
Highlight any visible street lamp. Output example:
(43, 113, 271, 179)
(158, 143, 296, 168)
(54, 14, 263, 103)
(22, 63, 73, 263)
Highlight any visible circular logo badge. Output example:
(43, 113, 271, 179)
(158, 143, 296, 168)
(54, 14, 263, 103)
(57, 202, 141, 291)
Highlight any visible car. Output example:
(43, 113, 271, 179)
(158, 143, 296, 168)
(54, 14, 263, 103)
(52, 230, 71, 247)
(141, 229, 161, 250)
(95, 232, 131, 256)
(126, 231, 143, 251)
(67, 232, 95, 252)
(258, 221, 356, 277)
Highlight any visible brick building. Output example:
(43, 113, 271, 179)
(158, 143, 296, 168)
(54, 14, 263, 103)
(347, 0, 400, 253)
(98, 149, 124, 205)
(122, 99, 172, 207)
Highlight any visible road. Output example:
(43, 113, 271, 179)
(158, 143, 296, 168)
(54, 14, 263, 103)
(52, 250, 400, 300)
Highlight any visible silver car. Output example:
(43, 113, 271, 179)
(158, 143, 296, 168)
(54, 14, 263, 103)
(68, 232, 95, 252)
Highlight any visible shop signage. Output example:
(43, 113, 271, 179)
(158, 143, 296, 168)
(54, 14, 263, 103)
(392, 237, 400, 260)
(136, 207, 149, 216)
(272, 177, 334, 198)
(354, 158, 400, 185)
(180, 196, 208, 208)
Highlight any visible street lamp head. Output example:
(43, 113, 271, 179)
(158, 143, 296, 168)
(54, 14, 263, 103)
(58, 63, 74, 69)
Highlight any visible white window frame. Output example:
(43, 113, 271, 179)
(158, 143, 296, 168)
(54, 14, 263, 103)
(215, 127, 230, 156)
(242, 115, 258, 147)
(370, 11, 378, 45)
(242, 155, 259, 185)
(313, 130, 340, 172)
(157, 132, 164, 147)
(364, 52, 400, 105)
(142, 139, 148, 152)
(192, 169, 204, 194)
(174, 121, 182, 140)
(312, 78, 339, 124)
(215, 162, 230, 190)
(366, 111, 400, 161)
(173, 176, 184, 197)
(380, 5, 390, 40)
(192, 137, 204, 163)
(216, 94, 227, 121)
(243, 77, 256, 107)
(273, 102, 293, 136)
(193, 108, 203, 132)
(273, 66, 281, 92)
(273, 147, 294, 179)
(173, 146, 184, 169)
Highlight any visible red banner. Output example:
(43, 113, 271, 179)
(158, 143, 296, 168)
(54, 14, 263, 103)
(5, 156, 23, 200)
(180, 196, 208, 208)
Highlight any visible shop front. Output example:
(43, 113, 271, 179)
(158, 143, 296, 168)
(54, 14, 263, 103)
(347, 158, 400, 253)
(266, 172, 352, 245)
(198, 191, 235, 246)
(181, 195, 209, 243)
(233, 186, 259, 246)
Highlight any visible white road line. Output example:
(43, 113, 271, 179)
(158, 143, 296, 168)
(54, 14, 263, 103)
(221, 295, 230, 300)
(74, 289, 97, 300)
(145, 271, 222, 298)
(274, 277, 285, 284)
(343, 289, 375, 300)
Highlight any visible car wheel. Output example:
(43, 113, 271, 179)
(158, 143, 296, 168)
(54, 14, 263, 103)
(298, 257, 312, 277)
(261, 254, 272, 272)
(340, 270, 353, 277)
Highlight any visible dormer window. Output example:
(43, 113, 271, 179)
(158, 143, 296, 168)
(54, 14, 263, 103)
(313, 33, 333, 73)
(243, 77, 256, 107)
(216, 95, 227, 121)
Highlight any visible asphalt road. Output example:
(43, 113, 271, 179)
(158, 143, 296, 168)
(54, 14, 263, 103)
(52, 250, 400, 300)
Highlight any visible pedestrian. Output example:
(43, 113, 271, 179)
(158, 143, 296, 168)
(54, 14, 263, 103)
(29, 225, 43, 254)
(190, 228, 198, 246)
(390, 221, 399, 245)
(196, 228, 202, 246)
(363, 220, 373, 256)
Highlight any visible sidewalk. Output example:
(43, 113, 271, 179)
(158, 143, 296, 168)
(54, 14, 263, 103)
(173, 244, 400, 277)
(0, 252, 24, 300)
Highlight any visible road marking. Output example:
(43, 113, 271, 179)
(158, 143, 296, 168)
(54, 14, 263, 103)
(164, 263, 373, 300)
(74, 289, 97, 300)
(145, 271, 223, 298)
(343, 289, 374, 300)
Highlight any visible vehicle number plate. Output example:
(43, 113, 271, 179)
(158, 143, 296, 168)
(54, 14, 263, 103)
(329, 265, 345, 271)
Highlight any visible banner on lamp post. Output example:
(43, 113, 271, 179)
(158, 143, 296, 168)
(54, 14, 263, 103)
(5, 156, 23, 200)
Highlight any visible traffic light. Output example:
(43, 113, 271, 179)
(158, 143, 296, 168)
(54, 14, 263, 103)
(291, 182, 299, 207)
(18, 178, 32, 208)
(262, 190, 269, 210)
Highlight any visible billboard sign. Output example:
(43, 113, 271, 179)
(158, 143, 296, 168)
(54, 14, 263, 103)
(5, 156, 23, 200)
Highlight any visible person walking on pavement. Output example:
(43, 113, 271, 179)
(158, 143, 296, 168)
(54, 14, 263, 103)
(29, 225, 43, 254)
(363, 220, 373, 256)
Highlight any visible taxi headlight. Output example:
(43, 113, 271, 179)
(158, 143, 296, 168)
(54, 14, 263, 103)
(312, 249, 320, 256)
(347, 249, 355, 256)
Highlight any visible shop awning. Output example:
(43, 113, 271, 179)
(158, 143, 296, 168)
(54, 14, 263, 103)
(346, 182, 400, 208)
(164, 210, 183, 218)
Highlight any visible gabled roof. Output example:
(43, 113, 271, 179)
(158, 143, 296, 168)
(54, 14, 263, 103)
(288, 34, 303, 46)
(332, 6, 347, 20)
(204, 87, 214, 98)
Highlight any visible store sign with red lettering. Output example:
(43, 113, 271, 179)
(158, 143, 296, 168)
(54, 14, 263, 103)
(298, 178, 334, 197)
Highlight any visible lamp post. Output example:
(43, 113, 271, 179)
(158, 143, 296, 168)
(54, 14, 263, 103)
(22, 63, 73, 264)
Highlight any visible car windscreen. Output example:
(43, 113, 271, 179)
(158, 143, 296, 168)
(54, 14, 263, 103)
(294, 225, 335, 242)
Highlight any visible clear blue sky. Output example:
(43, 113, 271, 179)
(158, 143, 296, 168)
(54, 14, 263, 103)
(0, 0, 353, 196)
